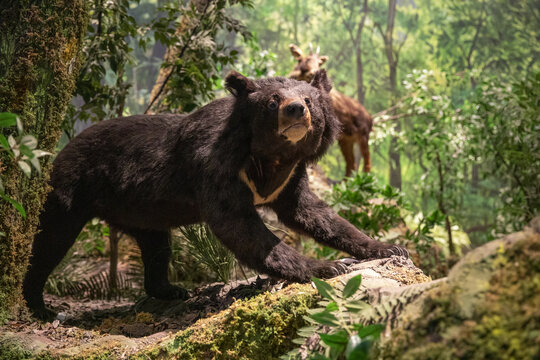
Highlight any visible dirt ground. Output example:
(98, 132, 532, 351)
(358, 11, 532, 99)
(1, 275, 281, 354)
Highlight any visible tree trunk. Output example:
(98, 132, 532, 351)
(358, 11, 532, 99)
(355, 0, 369, 104)
(0, 1, 88, 322)
(383, 0, 402, 190)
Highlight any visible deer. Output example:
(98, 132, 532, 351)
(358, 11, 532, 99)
(288, 44, 373, 175)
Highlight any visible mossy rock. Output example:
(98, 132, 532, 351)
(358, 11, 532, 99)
(374, 225, 540, 360)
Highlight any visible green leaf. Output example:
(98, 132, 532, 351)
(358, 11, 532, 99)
(325, 301, 339, 312)
(0, 112, 17, 127)
(308, 311, 339, 327)
(297, 325, 318, 337)
(18, 161, 31, 178)
(342, 274, 362, 298)
(8, 135, 16, 149)
(33, 149, 52, 158)
(16, 116, 23, 134)
(19, 144, 34, 159)
(0, 134, 9, 149)
(319, 331, 349, 347)
(344, 300, 369, 313)
(312, 277, 335, 300)
(20, 135, 37, 150)
(30, 157, 41, 174)
(0, 193, 26, 218)
(345, 335, 371, 360)
(354, 324, 384, 340)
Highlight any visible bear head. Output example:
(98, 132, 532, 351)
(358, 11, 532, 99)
(225, 70, 340, 163)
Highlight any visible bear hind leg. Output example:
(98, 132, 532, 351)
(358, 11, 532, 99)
(127, 228, 188, 301)
(23, 199, 89, 320)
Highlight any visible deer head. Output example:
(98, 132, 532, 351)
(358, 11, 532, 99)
(288, 43, 329, 82)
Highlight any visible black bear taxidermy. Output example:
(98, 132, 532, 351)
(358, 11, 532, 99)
(23, 70, 407, 320)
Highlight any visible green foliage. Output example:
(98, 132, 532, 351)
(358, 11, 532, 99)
(328, 172, 404, 239)
(326, 171, 447, 276)
(62, 0, 141, 137)
(76, 218, 110, 256)
(233, 35, 277, 78)
(0, 113, 51, 221)
(149, 0, 253, 112)
(45, 267, 139, 300)
(284, 275, 383, 360)
(179, 224, 237, 283)
(469, 72, 540, 232)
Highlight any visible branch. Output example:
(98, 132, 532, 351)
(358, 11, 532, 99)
(466, 0, 486, 70)
(355, 0, 369, 44)
(336, 0, 359, 47)
(394, 27, 410, 60)
(144, 1, 212, 114)
(373, 112, 414, 123)
(371, 95, 408, 118)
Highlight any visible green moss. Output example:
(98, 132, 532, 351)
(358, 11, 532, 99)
(0, 1, 88, 323)
(0, 343, 34, 360)
(374, 231, 540, 359)
(135, 284, 317, 360)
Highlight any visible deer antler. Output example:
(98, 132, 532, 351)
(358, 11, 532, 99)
(308, 43, 313, 55)
(316, 45, 320, 55)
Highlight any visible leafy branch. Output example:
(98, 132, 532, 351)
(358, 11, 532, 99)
(0, 112, 51, 222)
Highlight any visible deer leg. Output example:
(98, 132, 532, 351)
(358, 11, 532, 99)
(338, 136, 356, 177)
(357, 133, 371, 173)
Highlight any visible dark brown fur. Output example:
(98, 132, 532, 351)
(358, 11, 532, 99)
(289, 44, 373, 175)
(23, 71, 406, 320)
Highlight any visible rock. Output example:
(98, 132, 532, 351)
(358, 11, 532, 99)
(372, 221, 540, 359)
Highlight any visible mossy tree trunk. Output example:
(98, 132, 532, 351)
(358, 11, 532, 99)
(0, 0, 88, 323)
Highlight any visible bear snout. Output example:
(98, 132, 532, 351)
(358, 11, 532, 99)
(286, 101, 306, 118)
(278, 100, 312, 143)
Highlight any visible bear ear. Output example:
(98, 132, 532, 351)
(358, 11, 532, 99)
(225, 71, 257, 97)
(310, 69, 332, 93)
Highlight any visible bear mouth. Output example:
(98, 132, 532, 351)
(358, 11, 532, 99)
(281, 123, 308, 133)
(280, 123, 310, 142)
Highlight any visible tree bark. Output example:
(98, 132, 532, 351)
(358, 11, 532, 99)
(355, 0, 368, 104)
(0, 0, 88, 322)
(381, 0, 402, 190)
(337, 0, 368, 104)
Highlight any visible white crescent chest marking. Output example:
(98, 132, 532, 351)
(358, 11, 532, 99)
(239, 164, 298, 205)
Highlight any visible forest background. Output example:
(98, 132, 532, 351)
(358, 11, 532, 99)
(0, 0, 539, 324)
(61, 0, 538, 246)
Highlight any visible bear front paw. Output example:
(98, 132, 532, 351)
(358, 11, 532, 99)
(311, 258, 358, 279)
(370, 243, 409, 259)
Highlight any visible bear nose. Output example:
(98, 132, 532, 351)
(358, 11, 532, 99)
(286, 101, 306, 118)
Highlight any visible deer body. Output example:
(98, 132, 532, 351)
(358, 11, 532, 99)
(288, 44, 372, 175)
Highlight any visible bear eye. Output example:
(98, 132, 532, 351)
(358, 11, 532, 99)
(268, 100, 279, 110)
(304, 97, 311, 105)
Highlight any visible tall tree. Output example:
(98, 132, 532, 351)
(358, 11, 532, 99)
(333, 0, 369, 103)
(0, 1, 88, 322)
(374, 0, 407, 189)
